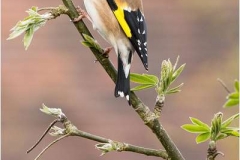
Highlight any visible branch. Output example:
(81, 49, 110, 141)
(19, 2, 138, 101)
(207, 141, 224, 160)
(28, 105, 169, 160)
(154, 95, 165, 116)
(70, 123, 168, 158)
(217, 78, 231, 93)
(61, 0, 185, 159)
(34, 134, 70, 160)
(27, 119, 59, 153)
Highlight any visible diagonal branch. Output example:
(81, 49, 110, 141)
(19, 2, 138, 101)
(61, 0, 185, 159)
(66, 119, 169, 158)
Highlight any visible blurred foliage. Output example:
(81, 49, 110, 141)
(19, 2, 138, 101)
(224, 80, 239, 108)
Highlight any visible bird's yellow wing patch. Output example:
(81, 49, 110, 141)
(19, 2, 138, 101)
(113, 3, 132, 38)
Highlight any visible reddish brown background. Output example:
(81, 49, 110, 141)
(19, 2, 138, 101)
(2, 0, 239, 160)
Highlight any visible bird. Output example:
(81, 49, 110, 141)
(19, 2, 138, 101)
(75, 0, 148, 104)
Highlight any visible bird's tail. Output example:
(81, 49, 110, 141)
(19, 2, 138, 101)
(114, 54, 131, 105)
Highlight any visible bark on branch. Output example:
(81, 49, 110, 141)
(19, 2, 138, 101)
(28, 106, 169, 159)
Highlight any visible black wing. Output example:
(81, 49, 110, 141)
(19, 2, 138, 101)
(124, 9, 148, 70)
(106, 0, 148, 70)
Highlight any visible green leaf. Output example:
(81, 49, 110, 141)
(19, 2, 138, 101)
(228, 92, 239, 99)
(173, 55, 180, 71)
(7, 24, 28, 40)
(221, 128, 239, 138)
(7, 7, 50, 50)
(143, 74, 159, 84)
(171, 63, 186, 83)
(23, 26, 34, 50)
(166, 83, 184, 94)
(226, 130, 239, 137)
(221, 127, 239, 132)
(190, 117, 210, 130)
(130, 73, 158, 85)
(181, 124, 210, 133)
(211, 113, 222, 132)
(196, 132, 211, 144)
(160, 60, 168, 78)
(224, 99, 239, 108)
(82, 34, 102, 52)
(31, 6, 38, 12)
(223, 80, 239, 108)
(131, 84, 155, 91)
(234, 80, 239, 92)
(211, 112, 223, 140)
(81, 41, 92, 47)
(40, 103, 63, 117)
(215, 133, 228, 140)
(221, 127, 239, 137)
(166, 89, 181, 94)
(163, 77, 170, 92)
(167, 59, 173, 72)
(157, 56, 185, 96)
(221, 113, 239, 128)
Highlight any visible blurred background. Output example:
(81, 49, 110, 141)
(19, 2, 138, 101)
(2, 0, 239, 160)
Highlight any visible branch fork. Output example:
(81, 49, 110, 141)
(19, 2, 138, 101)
(27, 104, 169, 160)
(207, 141, 224, 160)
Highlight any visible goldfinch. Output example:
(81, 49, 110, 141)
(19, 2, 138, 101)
(81, 0, 148, 104)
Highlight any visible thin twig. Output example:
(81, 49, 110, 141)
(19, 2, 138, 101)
(27, 119, 59, 153)
(34, 134, 70, 160)
(37, 7, 57, 12)
(217, 78, 231, 93)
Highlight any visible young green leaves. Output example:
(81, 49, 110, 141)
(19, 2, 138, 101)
(81, 34, 103, 53)
(7, 6, 68, 50)
(40, 103, 66, 119)
(8, 7, 50, 50)
(130, 56, 185, 96)
(181, 117, 211, 144)
(130, 73, 159, 91)
(224, 80, 239, 108)
(157, 57, 185, 95)
(210, 112, 239, 141)
(181, 113, 239, 144)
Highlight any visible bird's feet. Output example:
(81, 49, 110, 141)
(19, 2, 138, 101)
(102, 47, 113, 58)
(73, 6, 90, 22)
